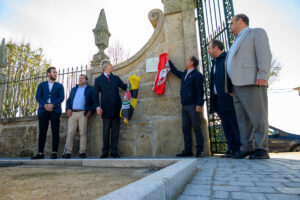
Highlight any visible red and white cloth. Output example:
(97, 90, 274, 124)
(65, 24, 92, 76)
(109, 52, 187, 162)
(153, 52, 170, 95)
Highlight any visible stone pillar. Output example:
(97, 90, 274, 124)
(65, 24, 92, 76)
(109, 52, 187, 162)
(0, 38, 7, 118)
(162, 0, 210, 155)
(91, 9, 111, 70)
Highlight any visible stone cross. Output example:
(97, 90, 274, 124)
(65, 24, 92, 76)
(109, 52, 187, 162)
(91, 9, 111, 69)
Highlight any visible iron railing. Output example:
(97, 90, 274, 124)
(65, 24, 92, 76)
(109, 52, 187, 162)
(196, 0, 235, 153)
(0, 65, 89, 119)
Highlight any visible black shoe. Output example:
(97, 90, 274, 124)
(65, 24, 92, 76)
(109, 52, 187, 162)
(51, 153, 58, 159)
(100, 153, 109, 158)
(79, 153, 86, 158)
(196, 151, 205, 157)
(63, 153, 71, 159)
(111, 153, 121, 158)
(249, 149, 270, 159)
(31, 153, 44, 160)
(176, 151, 193, 157)
(231, 151, 254, 159)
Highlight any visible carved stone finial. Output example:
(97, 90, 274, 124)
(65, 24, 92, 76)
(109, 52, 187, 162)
(0, 38, 7, 68)
(92, 9, 111, 66)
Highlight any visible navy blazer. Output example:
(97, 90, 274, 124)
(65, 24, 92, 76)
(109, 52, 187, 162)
(169, 60, 204, 107)
(36, 81, 65, 114)
(209, 51, 235, 113)
(94, 73, 127, 119)
(66, 84, 97, 115)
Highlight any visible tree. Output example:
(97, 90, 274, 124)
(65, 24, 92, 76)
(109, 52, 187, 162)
(1, 41, 51, 118)
(268, 56, 282, 85)
(106, 40, 130, 65)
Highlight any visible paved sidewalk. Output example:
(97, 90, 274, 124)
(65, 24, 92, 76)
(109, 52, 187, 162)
(177, 153, 300, 200)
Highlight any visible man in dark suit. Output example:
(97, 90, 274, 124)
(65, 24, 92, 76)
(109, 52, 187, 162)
(168, 56, 205, 157)
(208, 40, 240, 157)
(94, 60, 127, 158)
(31, 67, 64, 159)
(63, 74, 97, 159)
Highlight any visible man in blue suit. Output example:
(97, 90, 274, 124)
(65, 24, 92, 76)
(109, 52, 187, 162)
(208, 40, 240, 157)
(31, 67, 64, 159)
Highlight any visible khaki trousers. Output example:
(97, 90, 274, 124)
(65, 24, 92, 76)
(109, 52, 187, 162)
(65, 111, 87, 154)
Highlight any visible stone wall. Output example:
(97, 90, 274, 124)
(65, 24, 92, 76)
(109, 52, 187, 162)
(0, 115, 80, 157)
(87, 0, 210, 157)
(0, 0, 210, 157)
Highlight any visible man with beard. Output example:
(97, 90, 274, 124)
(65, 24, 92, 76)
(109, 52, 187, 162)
(31, 67, 64, 159)
(94, 60, 127, 158)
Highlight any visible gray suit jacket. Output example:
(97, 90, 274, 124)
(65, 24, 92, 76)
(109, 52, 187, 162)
(225, 28, 272, 92)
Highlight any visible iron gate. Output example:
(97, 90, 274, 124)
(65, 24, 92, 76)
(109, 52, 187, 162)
(195, 0, 235, 153)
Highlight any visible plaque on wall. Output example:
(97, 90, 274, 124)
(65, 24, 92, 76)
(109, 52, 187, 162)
(146, 57, 159, 72)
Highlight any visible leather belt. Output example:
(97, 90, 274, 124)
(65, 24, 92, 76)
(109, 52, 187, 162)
(72, 110, 84, 112)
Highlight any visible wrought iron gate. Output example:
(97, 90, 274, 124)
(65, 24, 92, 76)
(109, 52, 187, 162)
(195, 0, 235, 153)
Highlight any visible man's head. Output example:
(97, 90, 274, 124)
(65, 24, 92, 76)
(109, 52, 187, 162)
(101, 60, 113, 73)
(229, 14, 249, 35)
(185, 56, 199, 69)
(208, 40, 224, 58)
(47, 67, 57, 81)
(79, 74, 88, 86)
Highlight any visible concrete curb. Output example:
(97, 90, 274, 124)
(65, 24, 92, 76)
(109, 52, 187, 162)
(97, 159, 197, 200)
(0, 158, 179, 168)
(0, 158, 197, 200)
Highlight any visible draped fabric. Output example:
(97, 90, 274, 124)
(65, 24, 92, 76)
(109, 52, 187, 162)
(120, 75, 140, 123)
(153, 52, 170, 95)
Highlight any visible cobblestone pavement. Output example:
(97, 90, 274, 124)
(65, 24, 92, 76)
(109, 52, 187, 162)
(177, 153, 300, 200)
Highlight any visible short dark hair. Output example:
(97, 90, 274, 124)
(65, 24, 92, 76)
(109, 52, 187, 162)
(211, 40, 224, 51)
(235, 14, 249, 26)
(80, 74, 88, 80)
(190, 56, 199, 68)
(46, 67, 56, 74)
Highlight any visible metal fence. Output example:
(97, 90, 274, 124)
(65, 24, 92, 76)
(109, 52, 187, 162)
(0, 65, 89, 119)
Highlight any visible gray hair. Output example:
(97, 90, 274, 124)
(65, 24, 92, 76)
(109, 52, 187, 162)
(101, 60, 111, 71)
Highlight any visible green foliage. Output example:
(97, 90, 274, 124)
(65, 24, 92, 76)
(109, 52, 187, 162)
(1, 41, 51, 118)
(269, 57, 282, 85)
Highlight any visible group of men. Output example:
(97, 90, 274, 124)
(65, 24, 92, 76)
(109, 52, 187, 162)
(31, 60, 126, 159)
(31, 13, 271, 160)
(169, 13, 271, 159)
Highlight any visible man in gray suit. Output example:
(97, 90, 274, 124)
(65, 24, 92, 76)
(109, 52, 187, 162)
(225, 14, 272, 159)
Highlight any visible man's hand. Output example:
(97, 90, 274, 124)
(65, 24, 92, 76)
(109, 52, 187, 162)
(86, 111, 91, 118)
(44, 104, 53, 112)
(229, 93, 233, 97)
(255, 79, 267, 86)
(67, 109, 72, 118)
(96, 108, 103, 116)
(196, 106, 202, 113)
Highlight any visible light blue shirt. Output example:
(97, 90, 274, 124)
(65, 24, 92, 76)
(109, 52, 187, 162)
(226, 27, 250, 78)
(48, 81, 54, 103)
(72, 84, 87, 110)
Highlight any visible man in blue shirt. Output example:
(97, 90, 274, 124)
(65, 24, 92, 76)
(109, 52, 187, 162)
(31, 67, 64, 159)
(64, 74, 97, 159)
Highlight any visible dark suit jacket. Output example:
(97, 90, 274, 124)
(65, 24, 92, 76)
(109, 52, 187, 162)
(66, 84, 97, 116)
(209, 51, 235, 113)
(169, 60, 204, 107)
(36, 81, 64, 114)
(94, 73, 127, 119)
